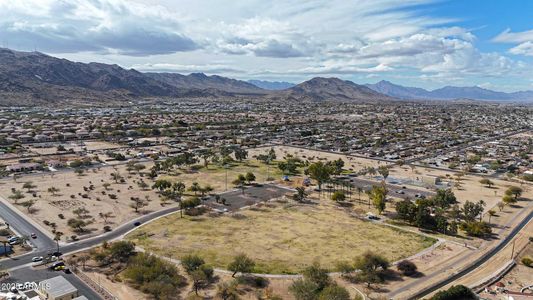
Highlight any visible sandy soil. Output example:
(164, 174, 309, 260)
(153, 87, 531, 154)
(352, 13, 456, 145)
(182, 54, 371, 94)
(0, 162, 176, 238)
(250, 145, 387, 170)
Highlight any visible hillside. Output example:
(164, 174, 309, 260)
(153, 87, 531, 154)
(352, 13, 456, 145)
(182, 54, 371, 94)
(366, 80, 533, 101)
(270, 77, 392, 102)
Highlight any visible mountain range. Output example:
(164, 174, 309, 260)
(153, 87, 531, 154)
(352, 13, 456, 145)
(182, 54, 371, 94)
(247, 80, 295, 90)
(365, 80, 533, 101)
(1, 47, 532, 105)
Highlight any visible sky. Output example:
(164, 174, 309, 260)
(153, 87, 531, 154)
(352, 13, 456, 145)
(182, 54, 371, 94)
(1, 0, 533, 91)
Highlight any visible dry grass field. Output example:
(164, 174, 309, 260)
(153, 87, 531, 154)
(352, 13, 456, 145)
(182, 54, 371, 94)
(128, 200, 435, 274)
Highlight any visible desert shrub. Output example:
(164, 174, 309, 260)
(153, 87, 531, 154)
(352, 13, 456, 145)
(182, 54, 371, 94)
(123, 252, 186, 299)
(431, 285, 476, 300)
(522, 257, 533, 267)
(397, 260, 418, 276)
(185, 206, 207, 216)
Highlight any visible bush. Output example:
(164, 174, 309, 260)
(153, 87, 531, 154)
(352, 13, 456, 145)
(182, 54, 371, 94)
(431, 285, 476, 300)
(522, 257, 533, 267)
(181, 254, 205, 273)
(184, 206, 207, 216)
(397, 260, 418, 276)
(0, 229, 10, 236)
(463, 221, 492, 237)
(318, 285, 350, 300)
(123, 252, 186, 299)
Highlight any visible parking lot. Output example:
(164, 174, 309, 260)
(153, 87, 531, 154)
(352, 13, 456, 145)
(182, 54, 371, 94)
(205, 183, 294, 212)
(332, 176, 435, 200)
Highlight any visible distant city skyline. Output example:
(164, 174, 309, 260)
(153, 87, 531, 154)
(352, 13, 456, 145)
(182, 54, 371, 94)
(1, 0, 533, 92)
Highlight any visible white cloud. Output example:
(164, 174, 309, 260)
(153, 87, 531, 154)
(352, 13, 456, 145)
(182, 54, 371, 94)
(0, 0, 530, 89)
(509, 42, 533, 56)
(493, 28, 533, 43)
(0, 0, 197, 55)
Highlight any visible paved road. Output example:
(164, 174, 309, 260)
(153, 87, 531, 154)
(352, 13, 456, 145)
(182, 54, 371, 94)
(389, 206, 533, 299)
(0, 200, 55, 250)
(0, 205, 181, 270)
(332, 176, 435, 200)
(1, 266, 101, 299)
(0, 202, 181, 299)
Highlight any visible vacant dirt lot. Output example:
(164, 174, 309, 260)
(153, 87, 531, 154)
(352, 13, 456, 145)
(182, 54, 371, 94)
(0, 162, 173, 238)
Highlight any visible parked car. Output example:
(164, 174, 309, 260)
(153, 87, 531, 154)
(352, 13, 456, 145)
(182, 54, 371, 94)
(32, 256, 43, 262)
(50, 261, 64, 270)
(54, 265, 65, 271)
(395, 190, 405, 194)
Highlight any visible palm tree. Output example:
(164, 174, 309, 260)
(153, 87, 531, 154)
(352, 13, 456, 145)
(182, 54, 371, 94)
(487, 210, 496, 224)
(357, 187, 363, 202)
(189, 182, 200, 196)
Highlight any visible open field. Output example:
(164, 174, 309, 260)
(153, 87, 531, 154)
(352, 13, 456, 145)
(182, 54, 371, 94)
(0, 162, 173, 238)
(0, 158, 285, 239)
(160, 159, 285, 191)
(390, 164, 533, 211)
(128, 200, 436, 274)
(249, 145, 388, 170)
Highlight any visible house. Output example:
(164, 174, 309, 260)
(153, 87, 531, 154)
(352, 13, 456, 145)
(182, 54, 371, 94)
(39, 276, 79, 300)
(6, 163, 41, 173)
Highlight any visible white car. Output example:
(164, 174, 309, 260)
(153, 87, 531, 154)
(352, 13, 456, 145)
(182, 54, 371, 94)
(32, 256, 43, 262)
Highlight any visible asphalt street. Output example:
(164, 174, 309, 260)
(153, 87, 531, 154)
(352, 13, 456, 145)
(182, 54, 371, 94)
(0, 201, 181, 300)
(0, 199, 56, 250)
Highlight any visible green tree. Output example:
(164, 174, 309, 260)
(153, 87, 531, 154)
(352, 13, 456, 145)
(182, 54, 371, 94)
(479, 178, 494, 188)
(307, 162, 332, 190)
(108, 241, 136, 262)
(354, 251, 390, 287)
(292, 187, 308, 203)
(289, 279, 319, 300)
(245, 172, 256, 184)
(152, 179, 172, 192)
(20, 199, 36, 213)
(369, 184, 387, 214)
(331, 191, 346, 202)
(318, 285, 350, 300)
(505, 186, 523, 200)
(216, 280, 240, 300)
(432, 189, 457, 209)
(22, 181, 36, 193)
(431, 285, 476, 300)
(395, 199, 417, 224)
(232, 175, 247, 194)
(67, 218, 88, 233)
(377, 166, 389, 180)
(181, 254, 205, 273)
(228, 254, 255, 277)
(302, 262, 331, 291)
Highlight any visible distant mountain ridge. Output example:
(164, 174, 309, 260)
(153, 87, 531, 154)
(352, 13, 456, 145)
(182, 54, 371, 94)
(365, 80, 533, 101)
(146, 72, 266, 94)
(2, 47, 531, 105)
(0, 48, 265, 105)
(247, 80, 295, 90)
(269, 77, 392, 102)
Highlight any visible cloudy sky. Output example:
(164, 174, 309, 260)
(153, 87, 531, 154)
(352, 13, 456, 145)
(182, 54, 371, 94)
(1, 0, 533, 91)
